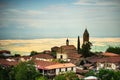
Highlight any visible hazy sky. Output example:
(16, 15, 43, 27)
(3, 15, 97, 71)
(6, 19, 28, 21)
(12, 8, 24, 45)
(0, 0, 120, 39)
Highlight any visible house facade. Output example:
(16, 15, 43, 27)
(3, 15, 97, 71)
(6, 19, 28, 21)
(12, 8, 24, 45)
(56, 52, 70, 61)
(86, 56, 120, 70)
(35, 60, 76, 76)
(96, 62, 117, 70)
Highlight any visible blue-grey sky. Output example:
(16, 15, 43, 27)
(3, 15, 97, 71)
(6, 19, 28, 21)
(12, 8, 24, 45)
(0, 0, 120, 39)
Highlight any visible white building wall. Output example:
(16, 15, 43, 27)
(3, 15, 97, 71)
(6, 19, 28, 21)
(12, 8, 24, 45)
(36, 58, 53, 61)
(73, 67, 76, 72)
(61, 68, 65, 72)
(56, 68, 59, 75)
(57, 53, 67, 59)
(111, 63, 116, 70)
(97, 62, 117, 70)
(67, 67, 71, 71)
(55, 67, 76, 75)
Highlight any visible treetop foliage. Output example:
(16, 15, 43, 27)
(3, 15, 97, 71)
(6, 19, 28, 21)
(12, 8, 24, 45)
(85, 69, 120, 80)
(106, 46, 120, 54)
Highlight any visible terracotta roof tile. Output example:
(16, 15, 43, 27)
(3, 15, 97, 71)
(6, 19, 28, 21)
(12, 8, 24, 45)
(0, 59, 18, 66)
(102, 52, 120, 57)
(32, 53, 54, 59)
(34, 60, 75, 70)
(0, 50, 11, 54)
(34, 60, 58, 69)
(87, 56, 120, 63)
(46, 63, 76, 69)
(61, 45, 76, 50)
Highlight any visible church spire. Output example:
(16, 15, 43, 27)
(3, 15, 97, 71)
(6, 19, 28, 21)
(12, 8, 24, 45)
(83, 28, 89, 43)
(66, 38, 69, 46)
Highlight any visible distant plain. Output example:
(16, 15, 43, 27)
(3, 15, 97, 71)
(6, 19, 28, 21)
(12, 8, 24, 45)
(0, 38, 120, 55)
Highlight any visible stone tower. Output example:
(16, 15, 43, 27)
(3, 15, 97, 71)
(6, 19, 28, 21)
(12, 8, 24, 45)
(66, 38, 69, 46)
(83, 28, 89, 43)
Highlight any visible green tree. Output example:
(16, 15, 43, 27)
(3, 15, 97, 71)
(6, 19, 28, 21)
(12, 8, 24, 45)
(54, 71, 78, 80)
(81, 42, 92, 57)
(54, 74, 66, 80)
(106, 46, 120, 54)
(85, 69, 120, 80)
(30, 51, 38, 56)
(77, 36, 81, 54)
(85, 70, 96, 77)
(35, 76, 48, 80)
(14, 54, 21, 57)
(13, 61, 40, 80)
(51, 51, 56, 58)
(97, 69, 120, 80)
(0, 65, 12, 80)
(64, 71, 78, 80)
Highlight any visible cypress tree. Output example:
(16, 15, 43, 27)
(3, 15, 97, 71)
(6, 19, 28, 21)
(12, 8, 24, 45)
(77, 36, 80, 53)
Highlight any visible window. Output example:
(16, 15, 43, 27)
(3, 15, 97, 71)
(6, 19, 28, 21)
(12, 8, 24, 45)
(60, 55, 63, 59)
(65, 68, 67, 71)
(71, 67, 73, 71)
(59, 68, 61, 72)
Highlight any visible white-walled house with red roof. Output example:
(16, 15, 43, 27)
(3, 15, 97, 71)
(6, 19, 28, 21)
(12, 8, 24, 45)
(34, 60, 76, 76)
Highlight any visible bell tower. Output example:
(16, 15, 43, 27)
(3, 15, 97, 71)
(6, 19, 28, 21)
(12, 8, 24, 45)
(83, 28, 89, 43)
(66, 38, 69, 46)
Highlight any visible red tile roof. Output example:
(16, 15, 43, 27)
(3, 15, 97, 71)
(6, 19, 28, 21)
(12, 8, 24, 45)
(34, 60, 75, 70)
(32, 53, 54, 59)
(46, 63, 76, 69)
(57, 45, 81, 59)
(0, 50, 11, 54)
(87, 56, 120, 63)
(102, 52, 120, 57)
(0, 59, 18, 66)
(57, 45, 76, 53)
(61, 45, 76, 51)
(34, 60, 59, 69)
(76, 68, 89, 74)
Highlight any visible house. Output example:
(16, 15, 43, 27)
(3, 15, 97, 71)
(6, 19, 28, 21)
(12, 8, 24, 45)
(34, 60, 76, 77)
(57, 52, 69, 61)
(32, 53, 54, 61)
(0, 58, 18, 67)
(0, 50, 12, 57)
(0, 50, 11, 54)
(56, 44, 81, 65)
(84, 76, 98, 80)
(13, 56, 32, 62)
(86, 56, 120, 70)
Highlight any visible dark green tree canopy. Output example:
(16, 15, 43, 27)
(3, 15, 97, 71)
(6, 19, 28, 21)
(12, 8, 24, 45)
(77, 36, 81, 54)
(81, 42, 93, 57)
(54, 71, 79, 80)
(106, 46, 120, 54)
(85, 69, 120, 80)
(13, 61, 40, 80)
(30, 51, 38, 56)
